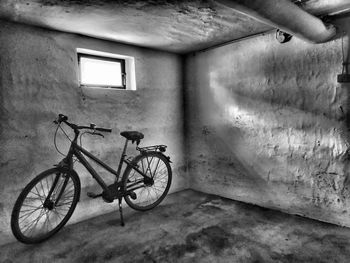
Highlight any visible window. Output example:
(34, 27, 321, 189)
(77, 49, 136, 90)
(78, 54, 126, 89)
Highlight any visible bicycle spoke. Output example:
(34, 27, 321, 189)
(56, 201, 73, 207)
(53, 208, 62, 222)
(19, 208, 41, 213)
(154, 179, 167, 186)
(49, 174, 56, 191)
(24, 196, 42, 201)
(60, 191, 74, 200)
(19, 207, 42, 220)
(59, 188, 74, 198)
(53, 208, 66, 218)
(146, 157, 154, 176)
(145, 187, 149, 202)
(154, 178, 167, 185)
(153, 189, 160, 200)
(152, 158, 161, 178)
(29, 210, 48, 237)
(55, 204, 70, 211)
(138, 186, 147, 199)
(21, 203, 41, 208)
(47, 211, 57, 232)
(39, 180, 47, 199)
(45, 175, 51, 194)
(58, 194, 74, 202)
(19, 211, 41, 225)
(45, 211, 55, 233)
(58, 197, 74, 204)
(32, 187, 44, 200)
(42, 212, 51, 234)
(22, 209, 46, 235)
(53, 177, 65, 198)
(155, 176, 168, 183)
(151, 184, 165, 191)
(154, 166, 167, 175)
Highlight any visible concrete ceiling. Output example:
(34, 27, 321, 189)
(0, 0, 349, 53)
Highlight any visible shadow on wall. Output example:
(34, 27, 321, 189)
(197, 124, 273, 200)
(189, 68, 276, 204)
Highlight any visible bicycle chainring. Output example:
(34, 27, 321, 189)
(102, 183, 122, 203)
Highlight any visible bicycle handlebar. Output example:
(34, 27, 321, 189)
(55, 114, 112, 133)
(95, 127, 112, 133)
(76, 125, 112, 133)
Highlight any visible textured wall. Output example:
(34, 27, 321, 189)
(0, 21, 187, 245)
(185, 18, 350, 227)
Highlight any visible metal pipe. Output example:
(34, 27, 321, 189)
(216, 0, 337, 43)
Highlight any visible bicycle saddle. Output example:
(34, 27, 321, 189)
(120, 131, 144, 141)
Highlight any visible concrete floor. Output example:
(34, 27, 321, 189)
(1, 190, 350, 263)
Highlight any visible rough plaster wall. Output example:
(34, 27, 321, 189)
(0, 21, 187, 245)
(185, 18, 350, 227)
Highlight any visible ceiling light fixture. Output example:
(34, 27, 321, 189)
(276, 29, 293, 43)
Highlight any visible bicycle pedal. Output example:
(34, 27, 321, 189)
(87, 192, 102, 199)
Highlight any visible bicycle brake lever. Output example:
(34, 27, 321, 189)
(95, 132, 104, 138)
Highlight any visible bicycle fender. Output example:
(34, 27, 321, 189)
(160, 153, 172, 163)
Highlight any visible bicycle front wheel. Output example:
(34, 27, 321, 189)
(122, 152, 172, 211)
(11, 168, 80, 244)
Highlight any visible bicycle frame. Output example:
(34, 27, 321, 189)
(71, 141, 127, 190)
(57, 133, 153, 200)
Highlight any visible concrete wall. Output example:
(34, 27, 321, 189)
(185, 17, 350, 227)
(0, 21, 187, 245)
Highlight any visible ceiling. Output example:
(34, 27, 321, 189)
(0, 0, 349, 53)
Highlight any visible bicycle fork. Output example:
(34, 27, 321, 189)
(38, 171, 70, 216)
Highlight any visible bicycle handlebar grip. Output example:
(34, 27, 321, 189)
(95, 127, 112, 133)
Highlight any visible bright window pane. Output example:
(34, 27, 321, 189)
(80, 57, 122, 86)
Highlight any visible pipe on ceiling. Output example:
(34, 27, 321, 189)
(216, 0, 336, 43)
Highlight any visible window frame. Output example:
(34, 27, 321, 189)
(77, 53, 126, 89)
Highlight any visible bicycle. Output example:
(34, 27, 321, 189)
(11, 114, 172, 244)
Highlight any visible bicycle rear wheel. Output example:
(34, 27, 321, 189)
(122, 152, 172, 211)
(11, 168, 80, 244)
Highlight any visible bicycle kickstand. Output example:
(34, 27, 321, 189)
(118, 197, 125, 227)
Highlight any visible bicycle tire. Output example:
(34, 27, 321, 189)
(11, 168, 80, 244)
(122, 152, 172, 211)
